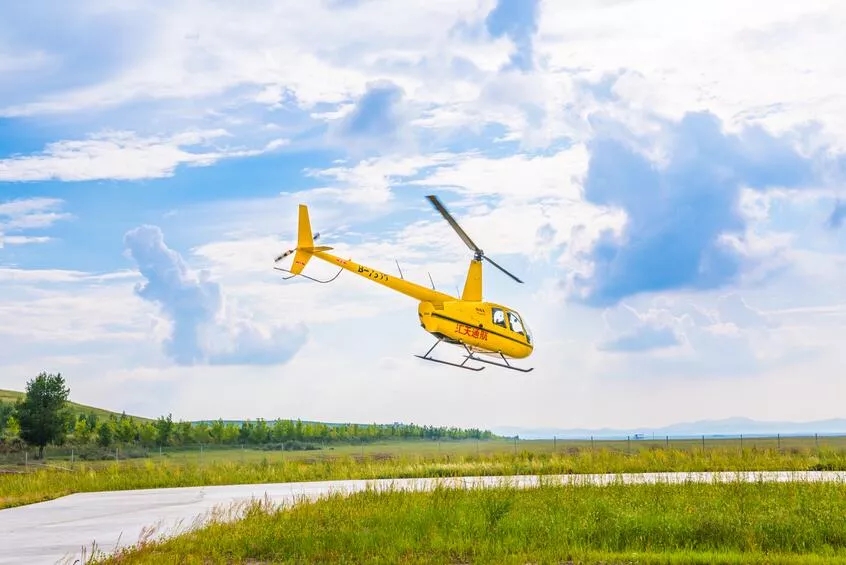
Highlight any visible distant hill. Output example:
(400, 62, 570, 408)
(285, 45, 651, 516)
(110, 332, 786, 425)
(494, 416, 846, 439)
(0, 389, 154, 423)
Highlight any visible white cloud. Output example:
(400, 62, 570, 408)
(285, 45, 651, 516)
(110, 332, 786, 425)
(536, 0, 846, 147)
(0, 197, 70, 228)
(0, 130, 287, 182)
(304, 153, 459, 205)
(0, 197, 71, 248)
(0, 235, 51, 247)
(1, 0, 512, 118)
(0, 273, 152, 345)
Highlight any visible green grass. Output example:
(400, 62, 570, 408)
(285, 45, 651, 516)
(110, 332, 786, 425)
(4, 445, 846, 509)
(0, 388, 154, 423)
(96, 480, 846, 564)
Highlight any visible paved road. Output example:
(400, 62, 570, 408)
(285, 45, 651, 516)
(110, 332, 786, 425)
(3, 470, 846, 565)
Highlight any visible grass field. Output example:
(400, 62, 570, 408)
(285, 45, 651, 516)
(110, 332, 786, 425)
(8, 433, 846, 470)
(94, 480, 846, 564)
(4, 440, 846, 509)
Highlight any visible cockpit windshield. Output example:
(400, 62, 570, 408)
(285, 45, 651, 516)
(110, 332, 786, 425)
(507, 311, 532, 344)
(507, 311, 524, 334)
(523, 318, 533, 344)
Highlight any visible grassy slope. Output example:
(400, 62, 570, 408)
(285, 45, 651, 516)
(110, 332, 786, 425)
(98, 481, 846, 564)
(0, 389, 153, 423)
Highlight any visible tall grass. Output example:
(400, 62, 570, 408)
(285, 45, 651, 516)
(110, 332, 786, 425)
(4, 446, 846, 509)
(98, 480, 846, 564)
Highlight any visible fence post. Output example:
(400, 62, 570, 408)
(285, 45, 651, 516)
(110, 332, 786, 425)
(701, 435, 705, 452)
(553, 436, 556, 451)
(591, 435, 594, 452)
(666, 435, 669, 448)
(740, 434, 743, 453)
(71, 448, 74, 466)
(777, 434, 781, 450)
(627, 435, 631, 454)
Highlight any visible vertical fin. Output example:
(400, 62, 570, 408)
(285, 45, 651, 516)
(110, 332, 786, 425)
(297, 204, 314, 249)
(290, 204, 314, 275)
(461, 259, 483, 301)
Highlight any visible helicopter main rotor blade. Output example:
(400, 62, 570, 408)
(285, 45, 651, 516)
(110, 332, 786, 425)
(426, 193, 526, 284)
(426, 194, 481, 254)
(483, 255, 524, 284)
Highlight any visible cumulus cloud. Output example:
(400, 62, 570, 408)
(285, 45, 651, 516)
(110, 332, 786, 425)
(567, 111, 831, 307)
(123, 225, 307, 366)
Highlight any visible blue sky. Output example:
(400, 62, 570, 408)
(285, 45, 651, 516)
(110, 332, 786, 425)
(1, 0, 845, 432)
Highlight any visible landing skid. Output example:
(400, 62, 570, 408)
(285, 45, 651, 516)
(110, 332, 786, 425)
(415, 339, 485, 371)
(464, 351, 534, 373)
(414, 339, 534, 373)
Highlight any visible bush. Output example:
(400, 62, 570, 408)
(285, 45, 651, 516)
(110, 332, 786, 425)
(0, 437, 25, 454)
(256, 441, 320, 452)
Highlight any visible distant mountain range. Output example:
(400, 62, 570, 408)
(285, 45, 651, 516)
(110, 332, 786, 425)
(492, 417, 846, 439)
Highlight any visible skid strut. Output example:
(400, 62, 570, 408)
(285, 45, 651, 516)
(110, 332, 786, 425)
(464, 351, 534, 373)
(415, 339, 485, 371)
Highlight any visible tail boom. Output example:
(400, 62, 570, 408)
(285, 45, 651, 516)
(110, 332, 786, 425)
(311, 250, 455, 303)
(282, 203, 455, 303)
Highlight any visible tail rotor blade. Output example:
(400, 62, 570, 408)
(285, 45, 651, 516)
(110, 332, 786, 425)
(274, 248, 295, 262)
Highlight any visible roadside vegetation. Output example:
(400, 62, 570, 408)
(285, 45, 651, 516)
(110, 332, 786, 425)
(95, 480, 846, 564)
(4, 443, 846, 509)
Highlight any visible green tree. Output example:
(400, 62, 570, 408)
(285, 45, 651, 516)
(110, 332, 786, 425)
(5, 415, 21, 438)
(73, 417, 92, 444)
(14, 372, 72, 459)
(155, 414, 174, 446)
(138, 422, 157, 447)
(97, 420, 114, 447)
(0, 400, 13, 436)
(114, 413, 137, 444)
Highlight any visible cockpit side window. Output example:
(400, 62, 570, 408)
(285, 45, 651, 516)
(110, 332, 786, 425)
(492, 307, 507, 328)
(507, 311, 524, 335)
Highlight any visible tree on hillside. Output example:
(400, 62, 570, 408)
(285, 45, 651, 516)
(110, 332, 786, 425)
(15, 372, 72, 459)
(0, 400, 13, 435)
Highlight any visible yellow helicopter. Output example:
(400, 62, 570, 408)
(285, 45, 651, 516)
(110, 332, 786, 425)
(273, 195, 533, 372)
